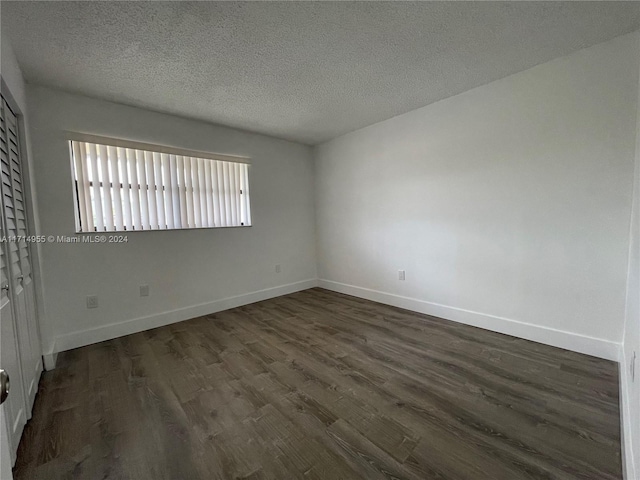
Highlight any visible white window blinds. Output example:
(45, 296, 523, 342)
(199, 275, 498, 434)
(69, 140, 251, 232)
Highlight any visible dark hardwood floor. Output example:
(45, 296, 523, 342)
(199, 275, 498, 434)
(15, 288, 622, 479)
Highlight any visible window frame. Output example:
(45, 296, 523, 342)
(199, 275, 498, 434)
(67, 133, 252, 233)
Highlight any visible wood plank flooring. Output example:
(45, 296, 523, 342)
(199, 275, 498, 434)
(14, 288, 622, 479)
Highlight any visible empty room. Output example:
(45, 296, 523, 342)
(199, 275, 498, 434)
(0, 1, 639, 479)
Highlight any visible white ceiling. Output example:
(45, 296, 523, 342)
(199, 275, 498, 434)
(2, 2, 639, 145)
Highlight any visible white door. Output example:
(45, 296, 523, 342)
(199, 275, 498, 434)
(0, 200, 25, 470)
(0, 92, 41, 470)
(1, 398, 14, 480)
(0, 97, 42, 414)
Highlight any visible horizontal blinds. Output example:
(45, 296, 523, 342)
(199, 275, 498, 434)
(70, 141, 251, 233)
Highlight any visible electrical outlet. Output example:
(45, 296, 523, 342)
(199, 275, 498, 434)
(86, 295, 98, 309)
(631, 351, 636, 382)
(398, 270, 405, 281)
(140, 284, 149, 297)
(275, 264, 281, 273)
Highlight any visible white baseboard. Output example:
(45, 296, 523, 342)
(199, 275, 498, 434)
(619, 345, 637, 480)
(47, 279, 318, 365)
(318, 279, 621, 361)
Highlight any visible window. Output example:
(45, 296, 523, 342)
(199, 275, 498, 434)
(69, 137, 251, 232)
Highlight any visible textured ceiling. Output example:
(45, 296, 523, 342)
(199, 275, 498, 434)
(2, 2, 640, 145)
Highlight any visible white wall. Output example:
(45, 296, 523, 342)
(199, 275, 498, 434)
(1, 32, 28, 116)
(315, 32, 640, 359)
(621, 32, 640, 480)
(26, 86, 317, 357)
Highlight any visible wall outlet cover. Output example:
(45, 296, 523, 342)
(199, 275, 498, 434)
(86, 295, 98, 309)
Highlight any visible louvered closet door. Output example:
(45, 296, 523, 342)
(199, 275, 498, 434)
(0, 97, 28, 467)
(0, 188, 27, 467)
(0, 96, 41, 427)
